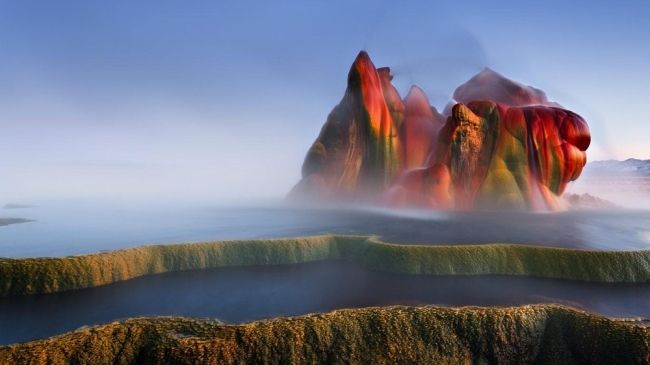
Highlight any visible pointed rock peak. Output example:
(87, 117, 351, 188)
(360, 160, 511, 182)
(347, 50, 381, 90)
(476, 67, 502, 78)
(404, 85, 434, 117)
(355, 50, 371, 62)
(405, 85, 429, 104)
(453, 68, 551, 107)
(351, 50, 376, 73)
(470, 68, 525, 88)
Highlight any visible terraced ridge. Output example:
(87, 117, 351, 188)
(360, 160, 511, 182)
(0, 305, 647, 364)
(2, 235, 650, 297)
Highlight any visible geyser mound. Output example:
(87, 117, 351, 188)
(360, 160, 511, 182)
(290, 51, 591, 211)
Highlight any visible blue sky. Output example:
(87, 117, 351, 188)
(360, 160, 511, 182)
(1, 0, 649, 201)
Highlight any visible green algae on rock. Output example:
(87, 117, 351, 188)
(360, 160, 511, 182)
(0, 305, 647, 364)
(2, 235, 650, 297)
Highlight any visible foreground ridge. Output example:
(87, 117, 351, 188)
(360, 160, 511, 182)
(0, 305, 647, 364)
(2, 235, 650, 297)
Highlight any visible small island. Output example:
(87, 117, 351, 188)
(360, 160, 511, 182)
(0, 218, 32, 227)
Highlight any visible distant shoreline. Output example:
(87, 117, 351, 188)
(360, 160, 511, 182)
(0, 218, 32, 227)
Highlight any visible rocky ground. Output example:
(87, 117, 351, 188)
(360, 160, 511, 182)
(0, 305, 647, 364)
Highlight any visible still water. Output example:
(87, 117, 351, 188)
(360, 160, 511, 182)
(1, 201, 650, 257)
(1, 261, 650, 345)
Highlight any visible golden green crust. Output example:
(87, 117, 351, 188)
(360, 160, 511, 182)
(2, 235, 650, 297)
(0, 305, 647, 364)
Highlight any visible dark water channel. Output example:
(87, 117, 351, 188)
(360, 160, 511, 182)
(2, 261, 650, 345)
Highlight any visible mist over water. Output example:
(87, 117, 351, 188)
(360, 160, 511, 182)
(1, 201, 650, 258)
(567, 173, 650, 210)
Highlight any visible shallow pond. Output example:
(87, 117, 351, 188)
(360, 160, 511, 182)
(2, 261, 650, 345)
(1, 202, 650, 257)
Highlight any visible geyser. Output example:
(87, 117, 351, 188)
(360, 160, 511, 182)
(290, 51, 591, 211)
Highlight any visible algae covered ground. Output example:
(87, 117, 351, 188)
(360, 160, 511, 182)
(2, 236, 650, 363)
(0, 305, 647, 364)
(2, 235, 650, 297)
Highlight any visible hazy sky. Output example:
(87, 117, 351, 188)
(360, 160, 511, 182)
(1, 0, 649, 202)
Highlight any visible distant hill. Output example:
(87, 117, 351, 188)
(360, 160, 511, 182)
(562, 193, 619, 210)
(584, 158, 650, 175)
